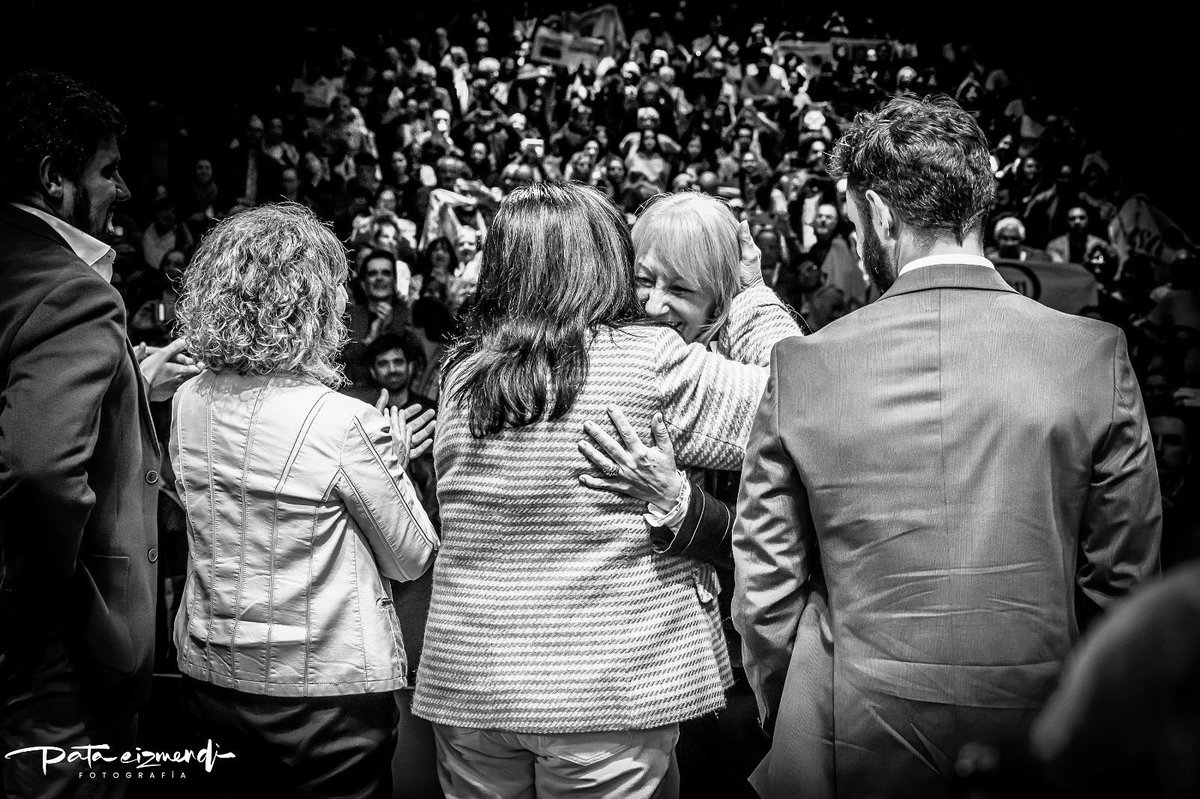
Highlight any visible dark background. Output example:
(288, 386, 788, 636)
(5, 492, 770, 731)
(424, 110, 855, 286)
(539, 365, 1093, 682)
(1, 0, 1194, 231)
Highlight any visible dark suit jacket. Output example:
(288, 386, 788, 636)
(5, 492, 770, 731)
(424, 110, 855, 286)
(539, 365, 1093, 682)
(733, 263, 1162, 799)
(0, 203, 159, 713)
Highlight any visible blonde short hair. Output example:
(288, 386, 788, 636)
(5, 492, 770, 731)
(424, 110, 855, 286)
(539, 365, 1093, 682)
(632, 192, 740, 345)
(176, 203, 350, 387)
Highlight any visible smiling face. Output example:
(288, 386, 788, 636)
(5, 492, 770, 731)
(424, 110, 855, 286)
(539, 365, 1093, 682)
(370, 347, 412, 393)
(374, 223, 399, 253)
(636, 249, 717, 343)
(62, 133, 129, 238)
(362, 256, 396, 300)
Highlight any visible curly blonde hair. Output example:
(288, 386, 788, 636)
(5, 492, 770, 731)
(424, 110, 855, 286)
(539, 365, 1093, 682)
(176, 203, 350, 387)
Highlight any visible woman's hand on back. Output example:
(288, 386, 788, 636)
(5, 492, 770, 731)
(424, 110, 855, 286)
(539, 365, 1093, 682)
(578, 406, 683, 512)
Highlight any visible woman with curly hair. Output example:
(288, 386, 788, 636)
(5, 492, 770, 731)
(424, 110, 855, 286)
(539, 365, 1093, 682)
(171, 203, 439, 797)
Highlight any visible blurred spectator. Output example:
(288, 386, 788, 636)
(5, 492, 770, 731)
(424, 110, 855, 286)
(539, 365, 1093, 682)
(129, 249, 187, 347)
(220, 114, 280, 209)
(805, 201, 867, 308)
(1047, 206, 1114, 264)
(344, 248, 413, 386)
(987, 216, 1050, 262)
(140, 198, 193, 270)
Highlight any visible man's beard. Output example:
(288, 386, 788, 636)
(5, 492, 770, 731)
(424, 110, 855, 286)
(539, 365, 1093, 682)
(862, 222, 895, 294)
(67, 183, 103, 238)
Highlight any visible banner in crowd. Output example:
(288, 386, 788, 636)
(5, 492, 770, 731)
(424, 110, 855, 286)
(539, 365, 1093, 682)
(774, 41, 834, 78)
(1109, 193, 1195, 265)
(829, 37, 888, 65)
(566, 4, 627, 57)
(995, 260, 1099, 314)
(530, 26, 607, 71)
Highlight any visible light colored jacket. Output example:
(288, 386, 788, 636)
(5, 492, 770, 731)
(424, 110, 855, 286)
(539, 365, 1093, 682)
(171, 372, 438, 697)
(414, 285, 798, 733)
(734, 264, 1160, 798)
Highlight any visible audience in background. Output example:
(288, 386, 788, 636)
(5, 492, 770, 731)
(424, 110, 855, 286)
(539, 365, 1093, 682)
(72, 9, 1195, 793)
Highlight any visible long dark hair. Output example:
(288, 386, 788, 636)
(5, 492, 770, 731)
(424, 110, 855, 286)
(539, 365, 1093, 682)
(445, 182, 643, 437)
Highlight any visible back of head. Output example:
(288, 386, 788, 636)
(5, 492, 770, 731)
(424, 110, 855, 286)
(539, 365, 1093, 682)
(446, 182, 642, 437)
(632, 192, 740, 345)
(829, 94, 994, 245)
(177, 203, 350, 387)
(0, 71, 125, 202)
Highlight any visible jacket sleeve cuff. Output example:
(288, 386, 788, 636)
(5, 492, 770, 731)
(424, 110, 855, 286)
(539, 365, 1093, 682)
(644, 473, 691, 533)
(649, 482, 734, 566)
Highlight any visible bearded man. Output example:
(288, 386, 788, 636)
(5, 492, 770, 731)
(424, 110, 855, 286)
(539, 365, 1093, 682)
(731, 94, 1162, 799)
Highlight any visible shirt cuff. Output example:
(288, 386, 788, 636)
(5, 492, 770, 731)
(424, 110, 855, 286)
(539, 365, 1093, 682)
(643, 473, 691, 534)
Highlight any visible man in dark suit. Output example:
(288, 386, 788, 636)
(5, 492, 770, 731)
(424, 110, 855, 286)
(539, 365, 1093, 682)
(731, 95, 1162, 799)
(0, 71, 196, 796)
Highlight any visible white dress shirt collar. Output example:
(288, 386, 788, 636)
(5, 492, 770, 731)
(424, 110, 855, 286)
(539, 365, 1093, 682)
(10, 202, 116, 282)
(898, 253, 995, 277)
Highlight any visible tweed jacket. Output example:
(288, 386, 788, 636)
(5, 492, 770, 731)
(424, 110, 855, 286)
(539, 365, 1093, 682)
(733, 264, 1161, 798)
(172, 372, 438, 697)
(413, 285, 796, 733)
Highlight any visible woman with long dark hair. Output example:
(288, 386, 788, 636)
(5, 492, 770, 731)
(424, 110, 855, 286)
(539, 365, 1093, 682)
(412, 183, 794, 798)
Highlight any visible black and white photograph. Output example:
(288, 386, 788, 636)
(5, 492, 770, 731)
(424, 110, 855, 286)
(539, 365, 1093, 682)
(0, 1, 1195, 797)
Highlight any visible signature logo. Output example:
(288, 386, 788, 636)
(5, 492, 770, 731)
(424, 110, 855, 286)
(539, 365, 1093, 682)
(4, 739, 235, 775)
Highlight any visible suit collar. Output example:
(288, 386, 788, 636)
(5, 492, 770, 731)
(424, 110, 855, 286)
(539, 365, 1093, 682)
(877, 262, 1020, 302)
(0, 200, 72, 249)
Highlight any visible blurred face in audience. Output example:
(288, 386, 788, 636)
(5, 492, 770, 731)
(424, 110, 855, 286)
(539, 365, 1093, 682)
(375, 223, 399, 253)
(1151, 415, 1189, 484)
(429, 243, 453, 273)
(797, 259, 823, 291)
(376, 189, 397, 214)
(370, 347, 413, 393)
(281, 168, 300, 197)
(605, 159, 626, 185)
(1067, 207, 1089, 234)
(755, 229, 782, 269)
(806, 140, 828, 169)
(814, 204, 839, 240)
(195, 159, 214, 184)
(361, 256, 396, 301)
(392, 150, 408, 177)
(1022, 156, 1041, 183)
(996, 225, 1023, 257)
(456, 229, 479, 262)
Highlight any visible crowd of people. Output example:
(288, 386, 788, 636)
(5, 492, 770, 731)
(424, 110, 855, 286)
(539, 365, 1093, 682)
(1, 5, 1196, 799)
(100, 11, 1196, 573)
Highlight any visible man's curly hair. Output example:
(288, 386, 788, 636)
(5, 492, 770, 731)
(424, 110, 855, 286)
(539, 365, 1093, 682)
(829, 94, 995, 244)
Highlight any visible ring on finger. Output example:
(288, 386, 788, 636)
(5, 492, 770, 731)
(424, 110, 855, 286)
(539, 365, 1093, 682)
(601, 461, 620, 477)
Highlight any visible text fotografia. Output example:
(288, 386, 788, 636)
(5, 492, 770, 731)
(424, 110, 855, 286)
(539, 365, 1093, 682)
(4, 739, 235, 776)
